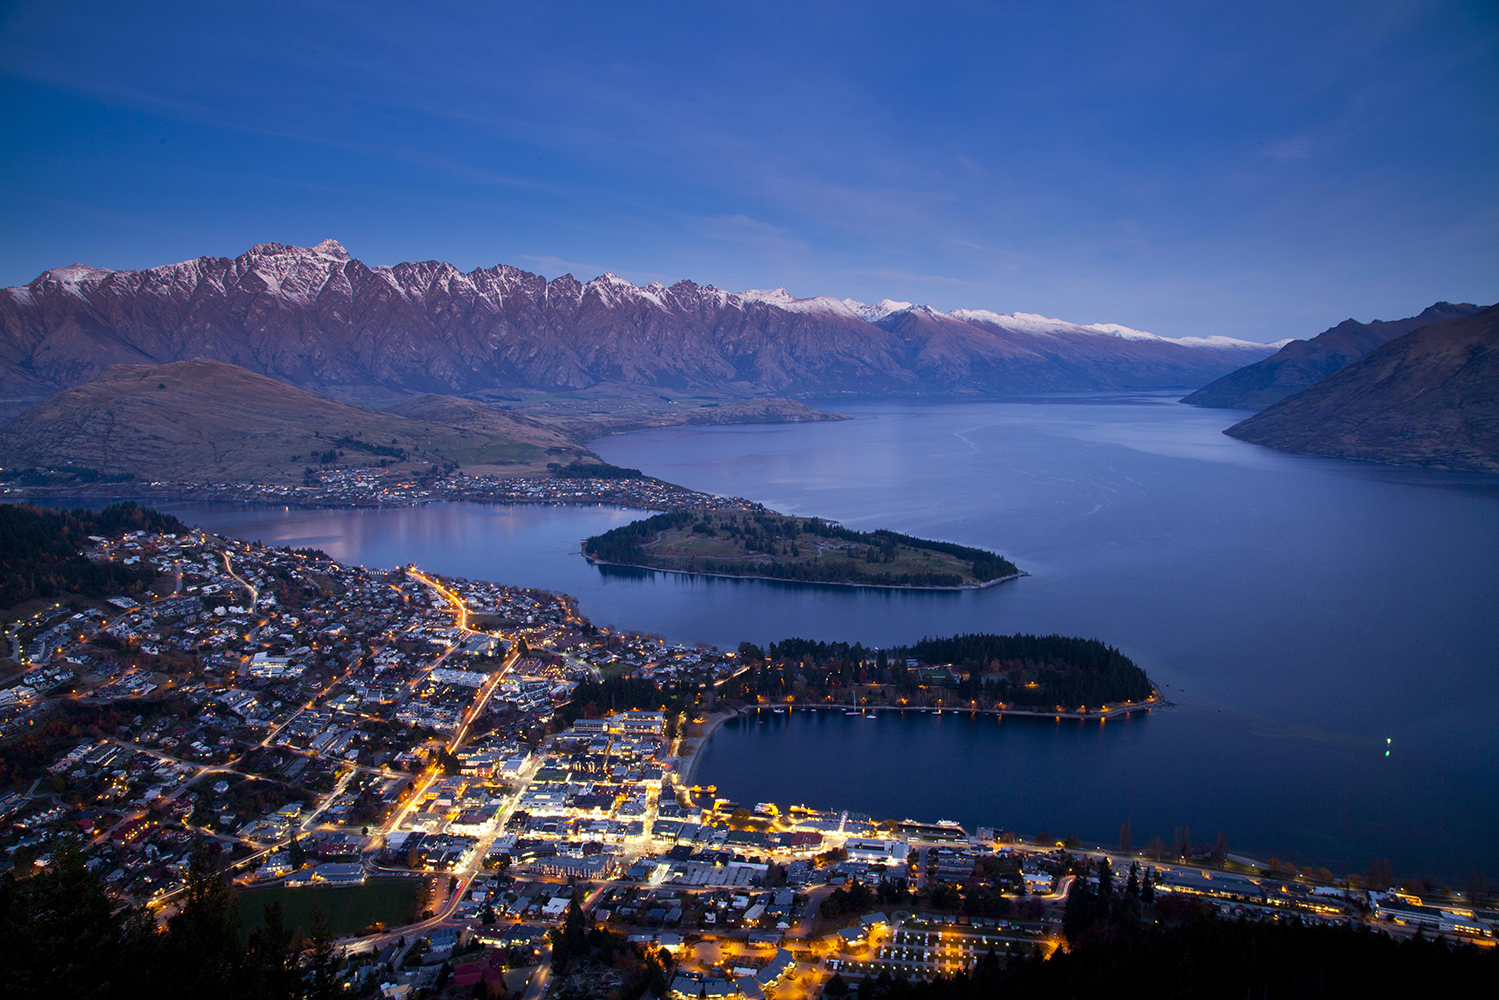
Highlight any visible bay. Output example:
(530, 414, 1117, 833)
(152, 393, 1498, 882)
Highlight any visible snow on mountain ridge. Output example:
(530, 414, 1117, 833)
(739, 288, 863, 319)
(949, 309, 1277, 351)
(7, 241, 1280, 351)
(845, 298, 915, 322)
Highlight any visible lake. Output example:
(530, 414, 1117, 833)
(158, 394, 1499, 882)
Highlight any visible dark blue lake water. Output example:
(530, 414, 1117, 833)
(151, 394, 1498, 882)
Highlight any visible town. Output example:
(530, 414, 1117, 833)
(1, 520, 1493, 1000)
(0, 466, 769, 516)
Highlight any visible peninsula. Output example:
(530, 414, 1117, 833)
(730, 633, 1159, 713)
(1, 502, 1479, 1000)
(583, 509, 1021, 589)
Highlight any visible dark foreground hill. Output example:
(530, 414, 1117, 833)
(1226, 305, 1499, 471)
(0, 359, 597, 484)
(1182, 301, 1482, 410)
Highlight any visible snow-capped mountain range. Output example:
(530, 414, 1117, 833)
(0, 239, 1282, 409)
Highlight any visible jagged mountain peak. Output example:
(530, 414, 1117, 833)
(0, 238, 1286, 407)
(43, 262, 114, 284)
(739, 288, 862, 319)
(312, 238, 350, 259)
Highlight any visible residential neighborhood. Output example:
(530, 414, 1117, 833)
(2, 521, 1493, 999)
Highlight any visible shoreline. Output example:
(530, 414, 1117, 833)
(587, 556, 1026, 592)
(736, 694, 1162, 723)
(676, 708, 742, 787)
(678, 693, 1166, 788)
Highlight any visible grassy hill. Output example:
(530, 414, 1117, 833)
(0, 360, 600, 484)
(584, 510, 1019, 589)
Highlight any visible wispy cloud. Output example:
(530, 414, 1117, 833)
(840, 267, 987, 288)
(6, 190, 194, 236)
(684, 214, 812, 261)
(1264, 137, 1315, 159)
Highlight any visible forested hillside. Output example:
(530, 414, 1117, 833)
(0, 503, 183, 608)
(731, 632, 1154, 709)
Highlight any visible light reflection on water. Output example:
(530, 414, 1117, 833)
(101, 393, 1499, 879)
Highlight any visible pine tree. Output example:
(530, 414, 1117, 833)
(161, 842, 244, 1000)
(1062, 866, 1095, 942)
(302, 910, 341, 1000)
(564, 893, 588, 954)
(1118, 821, 1132, 854)
(1467, 871, 1491, 906)
(0, 843, 145, 1000)
(246, 902, 299, 1000)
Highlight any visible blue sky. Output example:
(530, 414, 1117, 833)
(1, 1, 1495, 341)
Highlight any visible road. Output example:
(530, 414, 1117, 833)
(222, 551, 258, 608)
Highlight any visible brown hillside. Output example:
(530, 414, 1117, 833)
(0, 359, 595, 483)
(1225, 305, 1499, 471)
(1183, 302, 1482, 410)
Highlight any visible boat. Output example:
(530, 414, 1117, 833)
(844, 710, 861, 716)
(772, 707, 785, 714)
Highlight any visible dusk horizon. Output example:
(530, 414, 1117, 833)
(2, 4, 1496, 997)
(3, 1, 1497, 342)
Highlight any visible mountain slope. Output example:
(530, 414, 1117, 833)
(1182, 302, 1482, 410)
(0, 240, 1281, 414)
(385, 394, 586, 447)
(1224, 305, 1499, 471)
(388, 392, 845, 445)
(0, 359, 596, 483)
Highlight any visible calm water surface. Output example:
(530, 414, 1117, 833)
(157, 395, 1498, 881)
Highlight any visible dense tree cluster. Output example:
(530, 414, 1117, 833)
(730, 633, 1153, 709)
(0, 844, 340, 1000)
(581, 511, 696, 564)
(900, 633, 1155, 707)
(836, 859, 1495, 1000)
(329, 435, 408, 461)
(0, 502, 186, 608)
(550, 461, 644, 479)
(839, 915, 1496, 1000)
(549, 894, 673, 995)
(0, 466, 136, 486)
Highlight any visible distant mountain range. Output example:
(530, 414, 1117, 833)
(1225, 305, 1499, 472)
(1183, 302, 1483, 410)
(0, 239, 1282, 418)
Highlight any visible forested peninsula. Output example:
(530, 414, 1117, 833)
(583, 510, 1019, 589)
(730, 633, 1158, 712)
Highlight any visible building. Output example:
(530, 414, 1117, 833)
(611, 710, 667, 735)
(535, 854, 615, 879)
(310, 862, 366, 885)
(843, 838, 911, 866)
